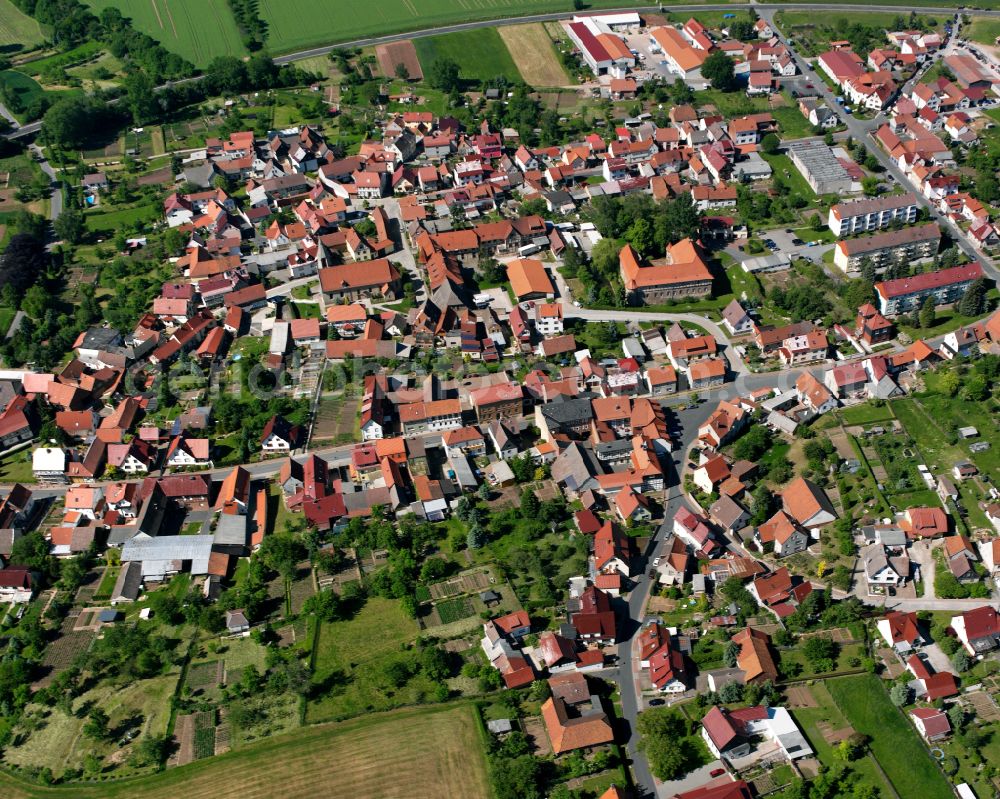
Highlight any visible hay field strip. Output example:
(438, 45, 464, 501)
(0, 704, 490, 799)
(498, 22, 569, 87)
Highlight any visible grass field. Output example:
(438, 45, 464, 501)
(257, 0, 696, 55)
(5, 674, 177, 775)
(790, 682, 892, 796)
(968, 16, 1000, 45)
(414, 28, 520, 85)
(83, 0, 245, 66)
(307, 596, 438, 722)
(0, 70, 46, 116)
(498, 23, 568, 87)
(0, 704, 489, 799)
(0, 0, 44, 51)
(827, 674, 954, 799)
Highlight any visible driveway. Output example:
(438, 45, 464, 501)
(909, 540, 937, 600)
(920, 642, 957, 675)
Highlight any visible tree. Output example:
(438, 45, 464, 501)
(702, 50, 736, 91)
(83, 707, 110, 741)
(54, 206, 85, 245)
(157, 369, 174, 410)
(467, 523, 487, 550)
(761, 133, 780, 155)
(626, 217, 655, 256)
(889, 683, 909, 706)
(638, 708, 704, 781)
(724, 639, 740, 668)
(962, 374, 989, 402)
(937, 369, 960, 397)
(394, 63, 410, 81)
(42, 96, 109, 149)
(952, 649, 970, 673)
(21, 285, 49, 319)
(861, 176, 879, 196)
(918, 295, 936, 329)
(11, 530, 56, 577)
(729, 20, 755, 40)
(0, 233, 48, 296)
(719, 681, 744, 703)
(520, 489, 540, 518)
(958, 277, 988, 317)
(733, 426, 772, 461)
(428, 58, 461, 92)
(860, 257, 877, 284)
(802, 636, 838, 671)
(122, 69, 158, 125)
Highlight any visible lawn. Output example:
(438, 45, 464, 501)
(414, 28, 521, 85)
(0, 450, 35, 482)
(0, 0, 44, 50)
(84, 0, 246, 67)
(307, 596, 436, 722)
(827, 674, 954, 799)
(838, 404, 895, 426)
(93, 564, 120, 600)
(0, 704, 489, 799)
(84, 202, 160, 233)
(695, 87, 774, 118)
(773, 103, 815, 140)
(763, 152, 818, 200)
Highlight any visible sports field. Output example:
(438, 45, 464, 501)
(83, 0, 245, 66)
(414, 28, 521, 84)
(0, 704, 489, 799)
(498, 23, 568, 86)
(0, 0, 45, 50)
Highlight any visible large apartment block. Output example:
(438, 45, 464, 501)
(828, 194, 920, 237)
(874, 263, 983, 316)
(833, 223, 941, 275)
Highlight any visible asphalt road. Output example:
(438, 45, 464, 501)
(28, 143, 63, 223)
(616, 399, 716, 799)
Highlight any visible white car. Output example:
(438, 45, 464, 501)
(653, 556, 661, 566)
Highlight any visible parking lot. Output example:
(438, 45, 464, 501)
(620, 30, 710, 90)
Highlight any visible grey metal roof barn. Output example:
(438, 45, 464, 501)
(120, 534, 214, 580)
